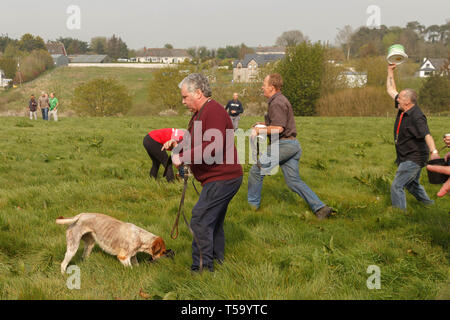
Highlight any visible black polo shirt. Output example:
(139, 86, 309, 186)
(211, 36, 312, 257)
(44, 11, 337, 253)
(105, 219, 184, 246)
(393, 95, 430, 167)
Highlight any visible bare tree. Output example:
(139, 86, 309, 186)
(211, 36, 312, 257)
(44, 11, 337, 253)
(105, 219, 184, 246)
(275, 30, 309, 47)
(335, 25, 354, 60)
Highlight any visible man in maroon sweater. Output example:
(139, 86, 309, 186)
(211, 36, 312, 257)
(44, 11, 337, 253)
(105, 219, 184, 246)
(163, 73, 243, 272)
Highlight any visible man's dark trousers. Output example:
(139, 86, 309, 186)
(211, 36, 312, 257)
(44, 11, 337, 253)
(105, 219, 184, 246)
(190, 176, 242, 271)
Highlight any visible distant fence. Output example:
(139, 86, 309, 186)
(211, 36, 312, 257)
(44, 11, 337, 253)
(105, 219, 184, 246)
(68, 63, 178, 69)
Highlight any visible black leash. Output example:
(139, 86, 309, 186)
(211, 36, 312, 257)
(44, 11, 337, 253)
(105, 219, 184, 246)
(170, 165, 203, 272)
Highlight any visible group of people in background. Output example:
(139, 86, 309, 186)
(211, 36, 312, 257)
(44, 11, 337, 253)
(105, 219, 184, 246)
(28, 92, 59, 121)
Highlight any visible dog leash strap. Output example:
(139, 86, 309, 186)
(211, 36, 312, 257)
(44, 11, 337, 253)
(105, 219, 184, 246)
(171, 169, 203, 272)
(170, 175, 187, 239)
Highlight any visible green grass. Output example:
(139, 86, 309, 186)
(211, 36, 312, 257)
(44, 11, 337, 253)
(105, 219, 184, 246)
(0, 116, 449, 300)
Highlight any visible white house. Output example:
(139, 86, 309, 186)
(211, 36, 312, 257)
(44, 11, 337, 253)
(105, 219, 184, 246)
(254, 46, 286, 55)
(417, 58, 449, 77)
(136, 48, 191, 63)
(338, 68, 367, 88)
(0, 69, 12, 88)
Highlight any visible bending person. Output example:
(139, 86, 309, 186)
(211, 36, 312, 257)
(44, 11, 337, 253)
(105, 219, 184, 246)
(143, 128, 184, 182)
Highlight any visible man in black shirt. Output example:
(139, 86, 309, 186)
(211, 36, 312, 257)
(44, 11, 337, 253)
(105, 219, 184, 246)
(225, 93, 243, 131)
(386, 64, 440, 210)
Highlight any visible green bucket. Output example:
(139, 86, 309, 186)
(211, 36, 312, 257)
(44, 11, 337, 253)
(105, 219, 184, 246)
(387, 44, 408, 65)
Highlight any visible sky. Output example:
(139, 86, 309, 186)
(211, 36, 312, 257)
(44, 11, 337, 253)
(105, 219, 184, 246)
(0, 0, 449, 49)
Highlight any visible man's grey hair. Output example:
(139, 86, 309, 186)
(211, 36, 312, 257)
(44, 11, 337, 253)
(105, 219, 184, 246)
(178, 73, 212, 98)
(401, 88, 418, 104)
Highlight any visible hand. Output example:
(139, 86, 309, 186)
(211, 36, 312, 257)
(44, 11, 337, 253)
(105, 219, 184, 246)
(445, 152, 450, 162)
(426, 165, 450, 197)
(444, 136, 450, 147)
(251, 128, 258, 138)
(162, 139, 177, 151)
(429, 152, 440, 161)
(231, 110, 236, 114)
(171, 153, 182, 167)
(388, 63, 396, 72)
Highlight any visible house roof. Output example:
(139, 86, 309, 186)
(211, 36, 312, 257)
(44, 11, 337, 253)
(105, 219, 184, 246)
(46, 42, 67, 56)
(141, 48, 191, 58)
(233, 53, 285, 68)
(254, 46, 286, 54)
(419, 58, 448, 71)
(70, 55, 109, 63)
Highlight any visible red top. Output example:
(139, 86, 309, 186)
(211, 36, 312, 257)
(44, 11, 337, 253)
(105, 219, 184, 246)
(179, 99, 243, 186)
(149, 128, 185, 144)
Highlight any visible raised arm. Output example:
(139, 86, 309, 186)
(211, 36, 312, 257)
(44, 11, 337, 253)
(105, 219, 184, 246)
(387, 64, 398, 99)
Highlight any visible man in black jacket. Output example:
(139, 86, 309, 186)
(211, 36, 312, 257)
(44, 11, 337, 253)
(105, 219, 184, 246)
(386, 64, 440, 209)
(225, 93, 243, 131)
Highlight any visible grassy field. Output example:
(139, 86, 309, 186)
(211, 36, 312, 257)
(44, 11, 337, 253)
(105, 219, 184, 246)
(0, 67, 158, 116)
(0, 115, 449, 300)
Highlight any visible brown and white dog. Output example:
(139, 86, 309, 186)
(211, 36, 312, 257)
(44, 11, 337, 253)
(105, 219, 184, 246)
(56, 213, 167, 274)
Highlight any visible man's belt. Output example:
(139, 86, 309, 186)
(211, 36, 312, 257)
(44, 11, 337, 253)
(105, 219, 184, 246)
(280, 136, 296, 140)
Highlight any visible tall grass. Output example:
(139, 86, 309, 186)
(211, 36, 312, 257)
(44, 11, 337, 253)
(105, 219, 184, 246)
(0, 116, 448, 300)
(316, 87, 394, 116)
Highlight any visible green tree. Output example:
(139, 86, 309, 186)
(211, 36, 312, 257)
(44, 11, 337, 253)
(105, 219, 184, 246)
(419, 74, 450, 113)
(275, 42, 325, 116)
(0, 57, 17, 78)
(56, 37, 89, 54)
(147, 67, 186, 111)
(164, 43, 174, 49)
(90, 37, 107, 54)
(73, 78, 132, 116)
(17, 34, 45, 52)
(238, 43, 255, 60)
(275, 30, 309, 47)
(106, 35, 128, 59)
(0, 34, 17, 53)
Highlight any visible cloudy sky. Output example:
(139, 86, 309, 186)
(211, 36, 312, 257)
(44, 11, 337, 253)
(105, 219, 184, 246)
(1, 0, 448, 49)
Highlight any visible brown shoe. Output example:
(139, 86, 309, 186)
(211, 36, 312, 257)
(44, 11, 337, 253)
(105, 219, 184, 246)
(315, 206, 335, 220)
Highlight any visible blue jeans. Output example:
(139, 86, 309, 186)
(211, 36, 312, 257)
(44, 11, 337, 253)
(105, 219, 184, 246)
(41, 108, 49, 120)
(391, 160, 434, 210)
(247, 139, 325, 212)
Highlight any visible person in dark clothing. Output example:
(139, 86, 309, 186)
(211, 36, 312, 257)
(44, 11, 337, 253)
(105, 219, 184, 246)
(163, 73, 243, 272)
(225, 92, 243, 131)
(29, 95, 38, 120)
(143, 128, 184, 182)
(386, 63, 440, 209)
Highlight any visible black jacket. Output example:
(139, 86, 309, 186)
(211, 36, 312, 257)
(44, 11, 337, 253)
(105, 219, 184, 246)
(225, 100, 243, 117)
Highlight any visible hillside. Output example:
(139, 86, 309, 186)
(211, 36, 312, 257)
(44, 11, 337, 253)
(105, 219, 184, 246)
(0, 67, 158, 116)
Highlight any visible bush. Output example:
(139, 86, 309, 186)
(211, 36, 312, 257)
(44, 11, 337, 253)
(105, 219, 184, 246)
(275, 42, 325, 116)
(0, 57, 17, 79)
(72, 78, 132, 116)
(316, 86, 394, 116)
(14, 50, 53, 83)
(419, 75, 450, 114)
(148, 67, 187, 111)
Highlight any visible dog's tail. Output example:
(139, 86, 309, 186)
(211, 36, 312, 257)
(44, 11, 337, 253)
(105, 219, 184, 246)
(56, 214, 81, 225)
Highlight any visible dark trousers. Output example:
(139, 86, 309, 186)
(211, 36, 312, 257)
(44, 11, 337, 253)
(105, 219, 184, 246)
(143, 135, 174, 182)
(190, 176, 243, 271)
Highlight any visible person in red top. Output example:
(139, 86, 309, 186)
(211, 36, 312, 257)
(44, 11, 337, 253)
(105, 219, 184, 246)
(143, 128, 184, 182)
(163, 73, 243, 272)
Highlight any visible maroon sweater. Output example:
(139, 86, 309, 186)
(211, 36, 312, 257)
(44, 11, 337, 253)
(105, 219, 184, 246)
(179, 99, 243, 186)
